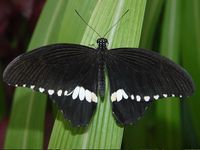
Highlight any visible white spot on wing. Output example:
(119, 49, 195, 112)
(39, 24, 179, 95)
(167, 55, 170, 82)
(131, 95, 134, 100)
(163, 94, 168, 97)
(179, 95, 182, 98)
(66, 91, 73, 96)
(57, 90, 62, 96)
(154, 95, 159, 100)
(39, 87, 45, 93)
(72, 86, 80, 99)
(15, 84, 18, 87)
(30, 85, 35, 89)
(136, 95, 141, 102)
(91, 92, 97, 103)
(79, 87, 85, 101)
(144, 96, 150, 102)
(122, 90, 128, 99)
(111, 89, 129, 102)
(23, 84, 26, 87)
(48, 89, 54, 95)
(172, 94, 175, 97)
(116, 89, 123, 101)
(64, 90, 68, 96)
(85, 90, 92, 102)
(111, 92, 117, 102)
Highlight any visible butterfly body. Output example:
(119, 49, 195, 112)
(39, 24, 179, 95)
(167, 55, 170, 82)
(96, 38, 108, 97)
(3, 38, 194, 126)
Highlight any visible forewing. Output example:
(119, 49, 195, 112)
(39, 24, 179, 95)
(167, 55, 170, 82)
(106, 48, 194, 125)
(3, 44, 99, 126)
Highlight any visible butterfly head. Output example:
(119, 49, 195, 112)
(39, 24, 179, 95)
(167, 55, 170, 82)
(97, 38, 108, 49)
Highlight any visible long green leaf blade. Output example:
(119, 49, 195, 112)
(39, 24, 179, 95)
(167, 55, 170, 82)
(48, 0, 147, 149)
(181, 0, 200, 145)
(140, 0, 164, 49)
(156, 0, 182, 149)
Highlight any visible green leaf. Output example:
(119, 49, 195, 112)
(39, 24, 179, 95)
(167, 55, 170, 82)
(140, 0, 164, 49)
(4, 0, 69, 149)
(48, 0, 147, 149)
(155, 0, 182, 149)
(181, 0, 200, 145)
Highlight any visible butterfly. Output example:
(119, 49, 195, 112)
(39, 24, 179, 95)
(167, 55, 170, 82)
(3, 37, 195, 126)
(3, 9, 195, 126)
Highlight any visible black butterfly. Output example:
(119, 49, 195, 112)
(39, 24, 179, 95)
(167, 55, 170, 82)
(3, 9, 195, 126)
(3, 37, 194, 126)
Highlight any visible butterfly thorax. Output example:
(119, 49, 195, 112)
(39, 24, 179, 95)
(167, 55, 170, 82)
(96, 38, 107, 97)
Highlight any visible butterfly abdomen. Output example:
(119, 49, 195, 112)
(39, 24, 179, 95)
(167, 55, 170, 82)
(98, 65, 105, 97)
(97, 52, 105, 97)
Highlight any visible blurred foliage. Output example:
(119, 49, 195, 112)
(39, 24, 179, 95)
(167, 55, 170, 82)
(123, 0, 200, 149)
(0, 0, 46, 149)
(181, 0, 200, 147)
(0, 0, 200, 149)
(156, 0, 181, 148)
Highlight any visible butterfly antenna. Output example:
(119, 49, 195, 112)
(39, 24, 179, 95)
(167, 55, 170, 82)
(103, 9, 129, 37)
(75, 9, 101, 38)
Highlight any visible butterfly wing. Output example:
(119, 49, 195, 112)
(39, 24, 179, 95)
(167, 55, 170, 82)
(105, 48, 194, 125)
(3, 44, 99, 126)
